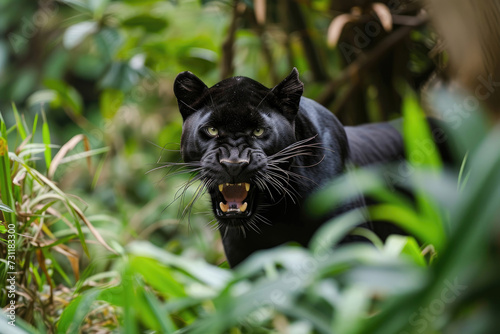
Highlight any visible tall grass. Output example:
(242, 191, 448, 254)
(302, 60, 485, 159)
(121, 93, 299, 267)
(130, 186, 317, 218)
(0, 108, 112, 332)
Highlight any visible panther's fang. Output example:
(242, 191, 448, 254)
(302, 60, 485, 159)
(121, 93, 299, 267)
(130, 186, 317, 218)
(220, 202, 229, 212)
(240, 202, 248, 212)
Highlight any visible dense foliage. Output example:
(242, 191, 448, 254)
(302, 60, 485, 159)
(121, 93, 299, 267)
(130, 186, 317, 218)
(1, 0, 499, 333)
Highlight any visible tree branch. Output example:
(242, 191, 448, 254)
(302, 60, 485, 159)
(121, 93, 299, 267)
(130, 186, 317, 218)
(317, 13, 428, 107)
(221, 0, 241, 80)
(287, 0, 328, 82)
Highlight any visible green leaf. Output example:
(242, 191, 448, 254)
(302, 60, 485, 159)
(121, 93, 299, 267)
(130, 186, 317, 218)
(12, 103, 27, 140)
(331, 286, 370, 334)
(122, 265, 139, 334)
(369, 204, 443, 250)
(122, 14, 168, 32)
(384, 235, 426, 267)
(31, 113, 38, 142)
(100, 89, 124, 119)
(402, 90, 445, 247)
(130, 256, 187, 298)
(59, 0, 91, 13)
(93, 28, 123, 61)
(0, 202, 14, 213)
(57, 290, 101, 334)
(99, 62, 143, 92)
(402, 90, 442, 170)
(0, 115, 15, 224)
(87, 0, 110, 19)
(143, 290, 177, 333)
(26, 90, 58, 109)
(63, 21, 99, 49)
(42, 114, 51, 171)
(310, 209, 369, 255)
(43, 79, 83, 115)
(98, 286, 125, 306)
(127, 241, 231, 289)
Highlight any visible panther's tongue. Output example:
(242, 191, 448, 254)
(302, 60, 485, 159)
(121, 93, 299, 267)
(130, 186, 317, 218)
(218, 183, 250, 213)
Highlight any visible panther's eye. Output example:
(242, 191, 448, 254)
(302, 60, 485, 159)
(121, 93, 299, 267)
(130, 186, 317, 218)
(253, 128, 264, 137)
(206, 127, 219, 137)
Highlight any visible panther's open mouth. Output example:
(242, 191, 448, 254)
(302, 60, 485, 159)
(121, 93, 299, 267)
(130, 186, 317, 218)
(214, 182, 256, 219)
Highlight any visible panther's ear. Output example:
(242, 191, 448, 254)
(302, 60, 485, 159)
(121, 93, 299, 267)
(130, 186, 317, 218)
(173, 71, 208, 120)
(273, 68, 304, 120)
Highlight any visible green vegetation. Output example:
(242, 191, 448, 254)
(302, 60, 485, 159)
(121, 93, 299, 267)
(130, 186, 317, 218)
(1, 0, 499, 333)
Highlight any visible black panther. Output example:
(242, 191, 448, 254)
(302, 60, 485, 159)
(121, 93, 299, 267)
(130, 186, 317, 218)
(173, 68, 408, 267)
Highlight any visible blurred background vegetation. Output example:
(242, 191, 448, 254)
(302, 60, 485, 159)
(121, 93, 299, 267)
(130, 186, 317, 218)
(1, 0, 500, 333)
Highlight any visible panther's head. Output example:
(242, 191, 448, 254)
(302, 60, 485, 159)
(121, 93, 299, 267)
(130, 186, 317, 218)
(173, 69, 307, 228)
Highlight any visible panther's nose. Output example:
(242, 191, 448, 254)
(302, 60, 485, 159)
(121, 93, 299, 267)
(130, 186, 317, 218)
(220, 158, 249, 177)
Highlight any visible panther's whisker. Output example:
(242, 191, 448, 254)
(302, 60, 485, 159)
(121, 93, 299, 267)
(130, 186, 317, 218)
(290, 155, 326, 169)
(254, 214, 272, 226)
(247, 221, 261, 234)
(261, 173, 299, 204)
(147, 140, 181, 153)
(265, 169, 303, 197)
(270, 143, 323, 156)
(267, 136, 319, 156)
(269, 151, 319, 161)
(267, 165, 317, 186)
(151, 167, 203, 179)
(255, 173, 275, 202)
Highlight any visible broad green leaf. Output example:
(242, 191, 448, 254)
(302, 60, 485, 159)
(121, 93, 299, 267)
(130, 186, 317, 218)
(130, 256, 187, 298)
(98, 286, 125, 306)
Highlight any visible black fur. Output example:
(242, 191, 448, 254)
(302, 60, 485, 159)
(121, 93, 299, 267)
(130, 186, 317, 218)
(173, 69, 406, 267)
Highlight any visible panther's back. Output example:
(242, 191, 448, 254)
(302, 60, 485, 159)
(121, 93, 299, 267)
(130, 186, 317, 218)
(345, 122, 404, 166)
